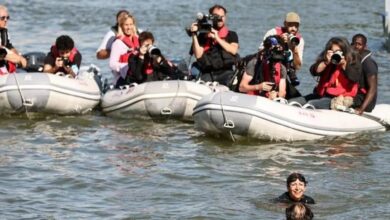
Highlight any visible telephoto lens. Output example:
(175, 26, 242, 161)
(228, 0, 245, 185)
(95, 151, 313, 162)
(289, 34, 300, 46)
(330, 51, 343, 64)
(148, 46, 161, 56)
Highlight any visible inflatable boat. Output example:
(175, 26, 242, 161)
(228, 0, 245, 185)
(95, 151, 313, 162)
(101, 80, 226, 121)
(193, 91, 390, 141)
(0, 67, 102, 115)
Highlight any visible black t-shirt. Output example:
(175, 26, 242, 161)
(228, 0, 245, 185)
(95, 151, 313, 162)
(360, 52, 378, 90)
(190, 29, 239, 55)
(352, 50, 378, 111)
(273, 192, 316, 204)
(198, 30, 239, 47)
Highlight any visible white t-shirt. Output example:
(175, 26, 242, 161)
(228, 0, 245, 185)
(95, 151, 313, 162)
(96, 29, 116, 53)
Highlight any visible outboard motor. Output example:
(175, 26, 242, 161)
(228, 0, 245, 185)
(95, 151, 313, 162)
(23, 52, 46, 72)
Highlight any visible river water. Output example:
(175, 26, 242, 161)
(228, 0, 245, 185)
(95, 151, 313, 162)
(1, 0, 390, 219)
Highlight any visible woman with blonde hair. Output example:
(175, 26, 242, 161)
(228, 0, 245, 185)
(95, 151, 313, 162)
(109, 14, 139, 87)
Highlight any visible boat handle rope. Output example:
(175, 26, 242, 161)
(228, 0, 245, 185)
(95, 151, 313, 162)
(161, 107, 173, 115)
(12, 74, 31, 116)
(219, 91, 236, 142)
(223, 120, 235, 129)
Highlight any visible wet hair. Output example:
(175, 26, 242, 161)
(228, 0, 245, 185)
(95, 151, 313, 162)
(138, 31, 155, 45)
(55, 35, 74, 51)
(287, 173, 308, 187)
(316, 36, 359, 65)
(352, 33, 367, 46)
(209, 4, 227, 14)
(286, 203, 314, 220)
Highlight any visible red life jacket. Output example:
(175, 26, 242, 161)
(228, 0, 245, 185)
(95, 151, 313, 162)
(203, 26, 229, 52)
(144, 61, 154, 75)
(274, 26, 302, 40)
(118, 35, 139, 63)
(50, 45, 78, 62)
(247, 60, 281, 97)
(0, 61, 16, 75)
(316, 65, 358, 97)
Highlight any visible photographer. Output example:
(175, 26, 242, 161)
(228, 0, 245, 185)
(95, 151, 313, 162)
(118, 31, 179, 87)
(43, 35, 82, 78)
(259, 12, 304, 86)
(239, 35, 289, 100)
(289, 37, 361, 109)
(189, 4, 239, 86)
(0, 5, 27, 68)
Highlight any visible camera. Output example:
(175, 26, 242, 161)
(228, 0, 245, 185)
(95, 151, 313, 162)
(61, 57, 70, 66)
(0, 47, 8, 60)
(264, 36, 286, 62)
(186, 12, 222, 36)
(289, 34, 300, 46)
(330, 51, 343, 64)
(268, 47, 286, 62)
(148, 46, 161, 57)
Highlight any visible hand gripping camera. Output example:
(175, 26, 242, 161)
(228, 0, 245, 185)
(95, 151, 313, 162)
(186, 12, 223, 36)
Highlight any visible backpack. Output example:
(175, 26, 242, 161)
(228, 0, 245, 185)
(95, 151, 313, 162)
(228, 52, 257, 92)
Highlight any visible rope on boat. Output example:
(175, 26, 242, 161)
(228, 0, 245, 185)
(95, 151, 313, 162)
(12, 73, 32, 118)
(219, 91, 236, 142)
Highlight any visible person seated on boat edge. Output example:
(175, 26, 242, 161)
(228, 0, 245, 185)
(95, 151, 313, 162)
(187, 4, 239, 86)
(0, 47, 16, 75)
(259, 12, 304, 87)
(238, 35, 301, 100)
(96, 9, 132, 60)
(288, 37, 361, 109)
(116, 31, 182, 87)
(273, 172, 315, 205)
(43, 35, 82, 78)
(109, 14, 139, 88)
(286, 203, 314, 220)
(0, 5, 27, 69)
(349, 34, 378, 115)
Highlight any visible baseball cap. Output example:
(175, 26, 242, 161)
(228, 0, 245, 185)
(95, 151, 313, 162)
(285, 12, 300, 23)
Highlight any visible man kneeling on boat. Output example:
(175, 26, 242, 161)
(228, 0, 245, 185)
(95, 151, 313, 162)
(238, 35, 300, 100)
(43, 35, 82, 78)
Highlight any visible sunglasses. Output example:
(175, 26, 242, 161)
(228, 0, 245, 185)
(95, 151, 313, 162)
(0, 16, 10, 21)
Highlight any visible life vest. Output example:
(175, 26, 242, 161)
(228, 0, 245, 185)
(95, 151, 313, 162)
(315, 65, 358, 97)
(118, 35, 139, 63)
(203, 26, 229, 52)
(274, 26, 302, 41)
(50, 45, 78, 62)
(0, 61, 16, 75)
(197, 26, 237, 72)
(248, 60, 282, 98)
